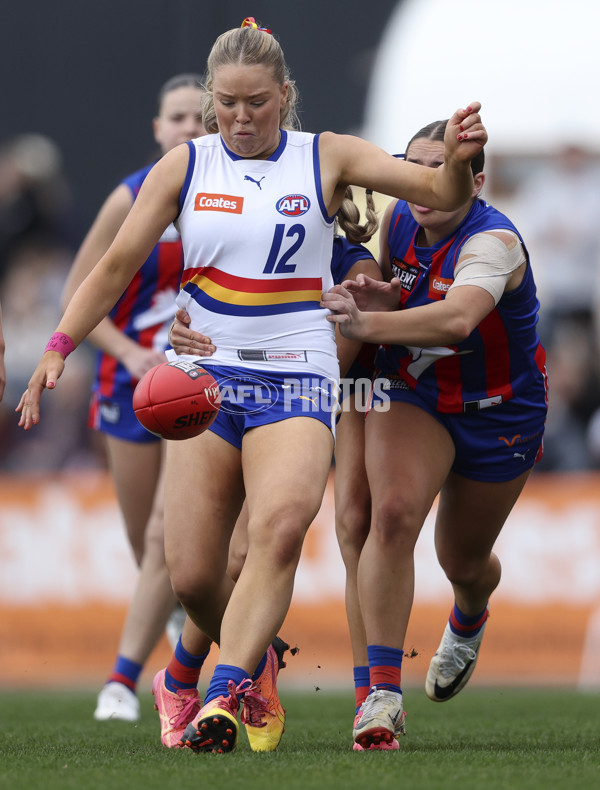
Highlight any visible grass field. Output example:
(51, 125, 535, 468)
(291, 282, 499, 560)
(0, 687, 598, 790)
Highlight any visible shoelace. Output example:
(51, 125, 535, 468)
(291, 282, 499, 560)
(170, 692, 200, 728)
(239, 679, 269, 727)
(210, 678, 252, 716)
(439, 638, 478, 675)
(358, 690, 402, 725)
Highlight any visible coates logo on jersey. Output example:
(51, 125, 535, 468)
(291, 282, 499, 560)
(429, 275, 453, 300)
(276, 194, 310, 217)
(194, 193, 243, 214)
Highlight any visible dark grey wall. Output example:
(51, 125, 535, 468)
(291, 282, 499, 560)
(1, 0, 399, 239)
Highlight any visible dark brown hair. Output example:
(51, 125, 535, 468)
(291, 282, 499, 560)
(405, 120, 485, 176)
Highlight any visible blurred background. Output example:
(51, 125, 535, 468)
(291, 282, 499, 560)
(1, 0, 599, 691)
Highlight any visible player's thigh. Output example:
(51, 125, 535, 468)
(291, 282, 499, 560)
(164, 429, 245, 572)
(435, 468, 531, 563)
(242, 416, 334, 531)
(365, 401, 455, 522)
(104, 435, 163, 555)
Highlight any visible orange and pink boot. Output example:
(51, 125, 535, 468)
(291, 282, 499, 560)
(151, 668, 202, 748)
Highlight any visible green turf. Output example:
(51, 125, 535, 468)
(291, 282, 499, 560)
(0, 687, 598, 790)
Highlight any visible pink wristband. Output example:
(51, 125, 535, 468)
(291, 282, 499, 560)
(44, 332, 76, 359)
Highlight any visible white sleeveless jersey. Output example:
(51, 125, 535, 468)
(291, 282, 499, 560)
(172, 130, 338, 380)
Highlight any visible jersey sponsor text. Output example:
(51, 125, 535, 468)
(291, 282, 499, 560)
(194, 193, 243, 214)
(392, 258, 419, 291)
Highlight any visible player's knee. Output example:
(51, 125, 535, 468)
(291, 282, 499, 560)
(250, 512, 306, 568)
(440, 556, 488, 587)
(168, 564, 220, 608)
(272, 527, 305, 567)
(370, 494, 422, 548)
(335, 502, 370, 556)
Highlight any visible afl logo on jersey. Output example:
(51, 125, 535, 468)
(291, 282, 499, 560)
(276, 194, 310, 217)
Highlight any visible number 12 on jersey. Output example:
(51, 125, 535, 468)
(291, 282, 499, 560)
(263, 223, 305, 274)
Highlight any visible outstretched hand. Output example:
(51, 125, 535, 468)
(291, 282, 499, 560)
(343, 273, 402, 312)
(15, 352, 65, 430)
(445, 102, 487, 163)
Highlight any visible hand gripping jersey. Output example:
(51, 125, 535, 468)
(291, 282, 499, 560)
(174, 130, 338, 381)
(377, 198, 548, 413)
(93, 163, 183, 399)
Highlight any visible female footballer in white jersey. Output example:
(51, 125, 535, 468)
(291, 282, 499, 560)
(18, 17, 486, 754)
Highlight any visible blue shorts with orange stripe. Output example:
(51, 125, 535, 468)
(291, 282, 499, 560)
(370, 376, 547, 483)
(200, 363, 341, 450)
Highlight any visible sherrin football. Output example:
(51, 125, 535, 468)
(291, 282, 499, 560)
(133, 360, 220, 440)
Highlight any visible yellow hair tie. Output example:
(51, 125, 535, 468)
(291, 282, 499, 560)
(241, 17, 271, 33)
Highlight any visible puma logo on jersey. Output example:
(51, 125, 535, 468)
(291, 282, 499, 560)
(194, 193, 243, 214)
(244, 175, 265, 189)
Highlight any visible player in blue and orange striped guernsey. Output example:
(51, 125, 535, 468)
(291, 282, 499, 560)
(19, 18, 487, 755)
(163, 218, 382, 753)
(323, 119, 547, 750)
(60, 74, 210, 724)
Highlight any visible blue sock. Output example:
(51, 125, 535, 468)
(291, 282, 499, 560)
(251, 651, 268, 682)
(108, 655, 142, 692)
(367, 644, 403, 695)
(205, 664, 248, 705)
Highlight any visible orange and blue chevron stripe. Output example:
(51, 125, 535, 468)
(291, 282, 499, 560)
(181, 266, 323, 316)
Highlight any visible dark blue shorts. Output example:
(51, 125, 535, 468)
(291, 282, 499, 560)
(89, 389, 160, 444)
(370, 378, 547, 483)
(199, 364, 340, 450)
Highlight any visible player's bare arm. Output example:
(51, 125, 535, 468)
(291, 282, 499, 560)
(322, 281, 494, 346)
(319, 103, 486, 216)
(16, 144, 190, 429)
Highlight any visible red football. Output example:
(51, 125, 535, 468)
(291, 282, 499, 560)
(133, 360, 221, 440)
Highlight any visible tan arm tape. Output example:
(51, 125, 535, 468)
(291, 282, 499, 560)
(449, 231, 526, 305)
